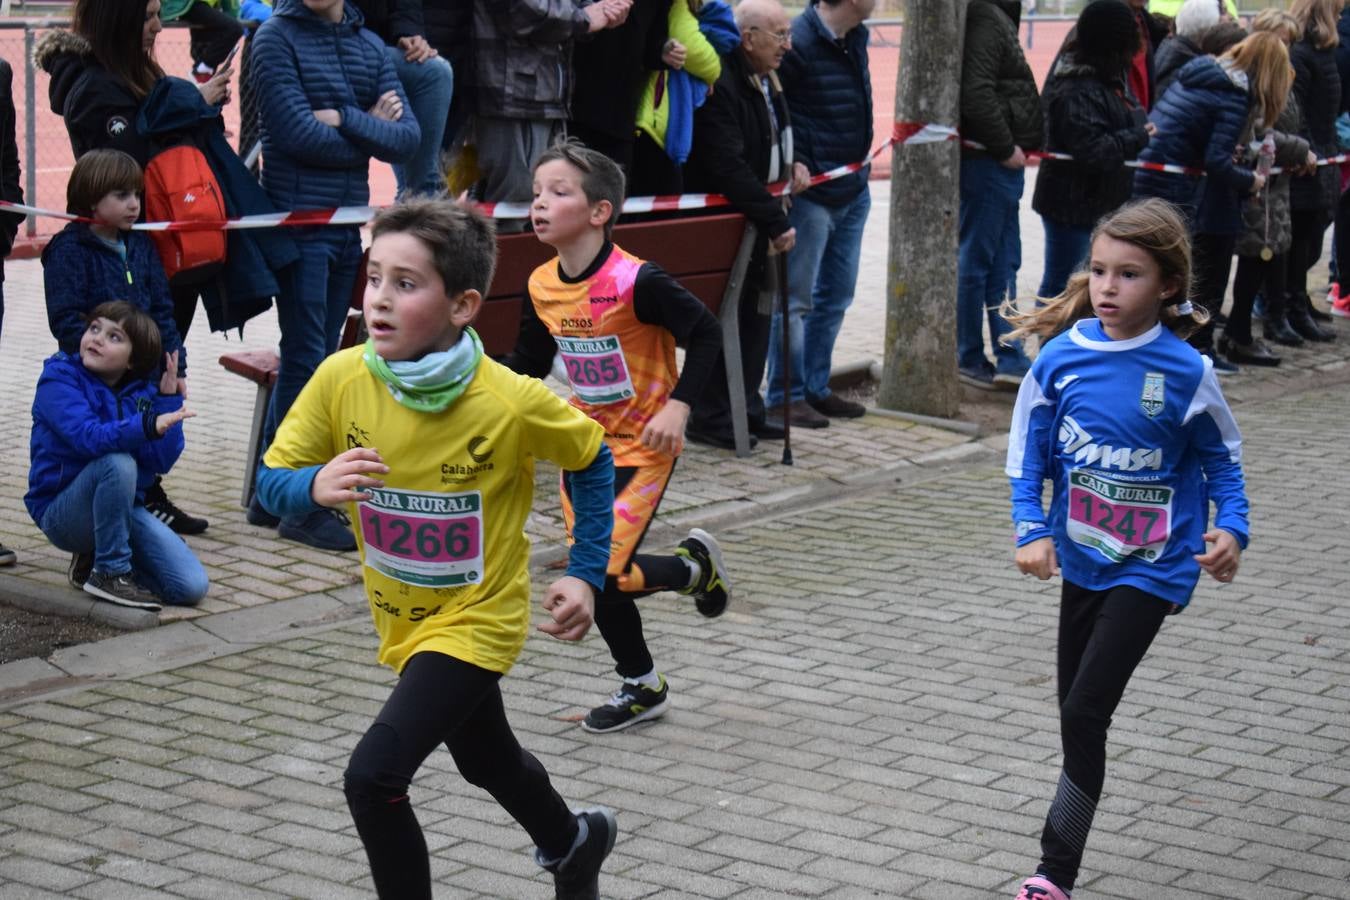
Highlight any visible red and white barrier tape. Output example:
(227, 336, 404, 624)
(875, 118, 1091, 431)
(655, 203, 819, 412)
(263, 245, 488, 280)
(5, 119, 1344, 232)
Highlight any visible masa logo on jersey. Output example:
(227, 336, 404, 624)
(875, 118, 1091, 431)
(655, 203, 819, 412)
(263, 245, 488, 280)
(1058, 415, 1162, 471)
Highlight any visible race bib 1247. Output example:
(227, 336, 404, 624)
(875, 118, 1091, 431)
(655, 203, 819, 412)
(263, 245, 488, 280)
(1066, 469, 1172, 564)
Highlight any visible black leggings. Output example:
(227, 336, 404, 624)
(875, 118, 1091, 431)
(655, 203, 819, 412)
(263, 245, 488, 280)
(1287, 208, 1330, 305)
(1229, 252, 1287, 344)
(1189, 232, 1236, 352)
(181, 0, 245, 70)
(1037, 581, 1171, 891)
(564, 465, 690, 680)
(344, 652, 578, 899)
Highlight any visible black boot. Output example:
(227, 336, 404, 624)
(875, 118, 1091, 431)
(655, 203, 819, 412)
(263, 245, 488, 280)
(1263, 316, 1305, 346)
(1289, 294, 1337, 342)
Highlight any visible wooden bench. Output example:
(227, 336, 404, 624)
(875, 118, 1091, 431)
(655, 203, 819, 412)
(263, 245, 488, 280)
(220, 211, 758, 507)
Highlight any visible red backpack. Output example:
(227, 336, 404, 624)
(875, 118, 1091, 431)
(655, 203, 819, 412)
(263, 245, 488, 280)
(142, 144, 227, 286)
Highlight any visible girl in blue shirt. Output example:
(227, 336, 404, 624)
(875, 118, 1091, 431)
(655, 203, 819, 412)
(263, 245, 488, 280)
(1002, 198, 1250, 900)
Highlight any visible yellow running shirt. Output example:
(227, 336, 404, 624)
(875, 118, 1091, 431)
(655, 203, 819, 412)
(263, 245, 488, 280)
(263, 346, 604, 675)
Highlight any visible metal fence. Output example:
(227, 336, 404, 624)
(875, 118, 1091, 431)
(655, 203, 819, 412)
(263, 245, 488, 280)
(0, 20, 242, 242)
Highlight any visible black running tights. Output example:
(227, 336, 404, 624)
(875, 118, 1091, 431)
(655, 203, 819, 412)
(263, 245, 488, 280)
(344, 651, 578, 899)
(1037, 581, 1171, 891)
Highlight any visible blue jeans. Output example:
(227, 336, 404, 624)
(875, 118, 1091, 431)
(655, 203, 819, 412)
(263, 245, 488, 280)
(266, 226, 363, 444)
(39, 454, 208, 605)
(387, 47, 454, 197)
(958, 157, 1031, 375)
(766, 189, 871, 406)
(1038, 217, 1093, 301)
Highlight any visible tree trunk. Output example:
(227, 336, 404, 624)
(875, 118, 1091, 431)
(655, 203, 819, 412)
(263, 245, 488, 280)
(878, 0, 965, 418)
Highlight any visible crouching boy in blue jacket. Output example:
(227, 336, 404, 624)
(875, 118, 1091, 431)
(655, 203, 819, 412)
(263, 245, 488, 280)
(26, 301, 209, 611)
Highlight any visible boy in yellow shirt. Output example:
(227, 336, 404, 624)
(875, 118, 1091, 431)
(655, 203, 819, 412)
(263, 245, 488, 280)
(257, 198, 618, 900)
(507, 139, 731, 734)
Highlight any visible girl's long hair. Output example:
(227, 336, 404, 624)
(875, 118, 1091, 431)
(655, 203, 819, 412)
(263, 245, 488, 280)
(1003, 199, 1209, 342)
(1223, 31, 1294, 128)
(1290, 0, 1341, 50)
(72, 0, 164, 100)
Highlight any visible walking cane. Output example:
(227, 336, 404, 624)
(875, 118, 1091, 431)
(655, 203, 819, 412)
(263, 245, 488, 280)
(776, 249, 793, 466)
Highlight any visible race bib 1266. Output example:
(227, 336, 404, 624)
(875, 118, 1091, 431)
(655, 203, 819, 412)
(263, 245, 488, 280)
(358, 488, 484, 588)
(1066, 469, 1172, 564)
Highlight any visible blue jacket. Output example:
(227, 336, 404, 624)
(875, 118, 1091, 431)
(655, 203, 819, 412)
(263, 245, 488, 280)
(1134, 55, 1254, 231)
(137, 77, 301, 334)
(41, 222, 185, 375)
(777, 3, 872, 206)
(26, 353, 185, 525)
(249, 0, 420, 211)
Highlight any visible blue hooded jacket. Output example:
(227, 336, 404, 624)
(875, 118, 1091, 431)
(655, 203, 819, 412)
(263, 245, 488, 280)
(26, 353, 185, 525)
(249, 0, 420, 211)
(1133, 54, 1254, 230)
(777, 2, 873, 207)
(41, 223, 185, 375)
(665, 1, 740, 166)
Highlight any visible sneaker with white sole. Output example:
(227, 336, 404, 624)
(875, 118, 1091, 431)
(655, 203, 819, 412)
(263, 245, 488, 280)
(83, 570, 162, 611)
(581, 677, 669, 733)
(675, 528, 730, 618)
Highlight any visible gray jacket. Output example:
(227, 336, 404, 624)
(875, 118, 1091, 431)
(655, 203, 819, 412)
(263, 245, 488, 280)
(473, 0, 593, 121)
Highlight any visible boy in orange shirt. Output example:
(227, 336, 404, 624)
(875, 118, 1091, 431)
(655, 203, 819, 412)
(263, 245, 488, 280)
(507, 139, 731, 733)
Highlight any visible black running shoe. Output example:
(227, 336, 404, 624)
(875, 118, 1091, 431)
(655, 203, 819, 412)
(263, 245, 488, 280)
(83, 571, 162, 611)
(68, 552, 93, 590)
(144, 482, 209, 535)
(538, 807, 618, 900)
(675, 527, 731, 617)
(581, 677, 669, 733)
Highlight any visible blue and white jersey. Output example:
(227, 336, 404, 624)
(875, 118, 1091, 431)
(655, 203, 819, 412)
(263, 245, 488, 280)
(1006, 319, 1250, 606)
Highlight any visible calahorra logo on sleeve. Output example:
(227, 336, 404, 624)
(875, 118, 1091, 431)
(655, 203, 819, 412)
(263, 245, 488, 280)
(1140, 372, 1165, 417)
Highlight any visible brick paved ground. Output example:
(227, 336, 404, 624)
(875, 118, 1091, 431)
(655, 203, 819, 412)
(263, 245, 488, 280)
(1, 166, 1348, 897)
(0, 378, 1347, 898)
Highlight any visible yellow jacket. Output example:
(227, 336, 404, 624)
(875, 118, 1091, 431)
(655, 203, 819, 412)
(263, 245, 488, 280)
(634, 1, 722, 148)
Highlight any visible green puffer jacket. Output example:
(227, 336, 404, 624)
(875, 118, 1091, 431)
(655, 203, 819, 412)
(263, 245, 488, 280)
(960, 0, 1041, 162)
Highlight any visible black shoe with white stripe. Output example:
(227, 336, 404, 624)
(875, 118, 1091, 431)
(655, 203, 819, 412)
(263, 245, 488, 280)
(144, 481, 208, 535)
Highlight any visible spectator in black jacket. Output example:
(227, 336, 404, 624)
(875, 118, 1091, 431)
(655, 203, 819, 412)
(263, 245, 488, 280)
(355, 0, 455, 195)
(1125, 0, 1168, 109)
(0, 55, 22, 567)
(1034, 0, 1151, 301)
(569, 0, 670, 174)
(422, 0, 472, 152)
(1286, 0, 1341, 342)
(684, 0, 809, 450)
(1153, 0, 1220, 98)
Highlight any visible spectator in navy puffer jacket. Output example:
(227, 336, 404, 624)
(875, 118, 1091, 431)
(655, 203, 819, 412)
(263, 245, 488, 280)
(765, 0, 873, 426)
(1135, 33, 1291, 371)
(248, 0, 419, 551)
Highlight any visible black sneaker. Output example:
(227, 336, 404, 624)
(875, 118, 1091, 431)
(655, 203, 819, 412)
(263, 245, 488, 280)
(246, 494, 281, 528)
(0, 543, 15, 566)
(581, 677, 669, 733)
(144, 482, 209, 535)
(675, 527, 731, 618)
(83, 570, 163, 611)
(537, 807, 618, 900)
(68, 552, 93, 590)
(278, 508, 357, 552)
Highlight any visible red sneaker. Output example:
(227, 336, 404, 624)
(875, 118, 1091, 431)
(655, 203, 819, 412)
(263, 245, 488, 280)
(1332, 291, 1350, 318)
